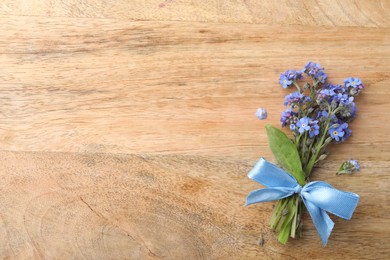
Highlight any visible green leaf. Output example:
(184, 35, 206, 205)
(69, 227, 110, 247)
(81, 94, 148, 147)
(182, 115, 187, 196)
(265, 124, 305, 185)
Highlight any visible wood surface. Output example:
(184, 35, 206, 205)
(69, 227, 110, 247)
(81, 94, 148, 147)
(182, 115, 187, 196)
(0, 1, 389, 259)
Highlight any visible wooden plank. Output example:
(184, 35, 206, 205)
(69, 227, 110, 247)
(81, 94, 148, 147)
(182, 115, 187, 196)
(0, 16, 389, 160)
(0, 6, 389, 259)
(0, 0, 389, 27)
(0, 151, 388, 259)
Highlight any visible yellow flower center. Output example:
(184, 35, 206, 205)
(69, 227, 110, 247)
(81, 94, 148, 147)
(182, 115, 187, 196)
(283, 79, 287, 83)
(351, 81, 356, 85)
(301, 123, 306, 127)
(333, 131, 338, 135)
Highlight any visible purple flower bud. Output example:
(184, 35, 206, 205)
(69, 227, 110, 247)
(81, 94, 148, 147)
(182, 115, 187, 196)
(304, 61, 328, 83)
(280, 109, 298, 127)
(284, 91, 311, 107)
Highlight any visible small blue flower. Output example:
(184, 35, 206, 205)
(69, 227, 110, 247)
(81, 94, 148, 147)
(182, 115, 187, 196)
(309, 121, 320, 138)
(325, 84, 346, 94)
(317, 84, 355, 112)
(337, 159, 360, 175)
(326, 84, 345, 93)
(317, 84, 344, 101)
(279, 74, 292, 88)
(284, 91, 299, 106)
(344, 77, 364, 96)
(328, 126, 345, 142)
(319, 88, 335, 97)
(349, 102, 357, 118)
(255, 108, 267, 120)
(335, 93, 354, 105)
(316, 70, 328, 84)
(304, 62, 321, 76)
(290, 124, 296, 131)
(340, 122, 349, 129)
(279, 69, 303, 88)
(344, 77, 362, 88)
(349, 160, 360, 171)
(338, 100, 357, 122)
(296, 117, 311, 134)
(286, 69, 303, 81)
(317, 110, 329, 118)
(340, 122, 351, 142)
(316, 111, 337, 125)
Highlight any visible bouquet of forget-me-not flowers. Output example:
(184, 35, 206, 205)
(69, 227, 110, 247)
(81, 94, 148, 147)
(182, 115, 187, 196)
(247, 62, 363, 245)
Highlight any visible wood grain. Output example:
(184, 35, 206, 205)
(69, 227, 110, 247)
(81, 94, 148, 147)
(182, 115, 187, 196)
(0, 16, 389, 160)
(0, 0, 389, 27)
(0, 1, 389, 259)
(0, 151, 388, 259)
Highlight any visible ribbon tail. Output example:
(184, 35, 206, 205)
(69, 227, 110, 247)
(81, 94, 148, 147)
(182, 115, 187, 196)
(302, 197, 334, 246)
(246, 187, 295, 206)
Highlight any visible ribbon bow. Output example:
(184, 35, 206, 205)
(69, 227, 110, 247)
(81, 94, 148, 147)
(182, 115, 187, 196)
(246, 158, 359, 245)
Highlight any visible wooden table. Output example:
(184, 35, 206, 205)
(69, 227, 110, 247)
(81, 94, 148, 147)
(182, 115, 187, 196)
(0, 1, 389, 259)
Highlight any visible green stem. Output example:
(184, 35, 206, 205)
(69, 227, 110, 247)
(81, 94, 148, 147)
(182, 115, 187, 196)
(305, 126, 329, 174)
(297, 197, 303, 237)
(312, 78, 318, 87)
(310, 79, 318, 99)
(305, 106, 339, 175)
(277, 197, 296, 244)
(300, 132, 307, 162)
(290, 195, 299, 238)
(293, 82, 301, 93)
(270, 199, 288, 230)
(295, 134, 301, 150)
(305, 136, 315, 166)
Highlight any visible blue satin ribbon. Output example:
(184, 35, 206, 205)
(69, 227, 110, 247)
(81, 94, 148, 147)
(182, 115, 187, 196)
(246, 158, 359, 245)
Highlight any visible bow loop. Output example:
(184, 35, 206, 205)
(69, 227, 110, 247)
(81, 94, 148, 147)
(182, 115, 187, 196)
(248, 158, 300, 189)
(301, 181, 359, 220)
